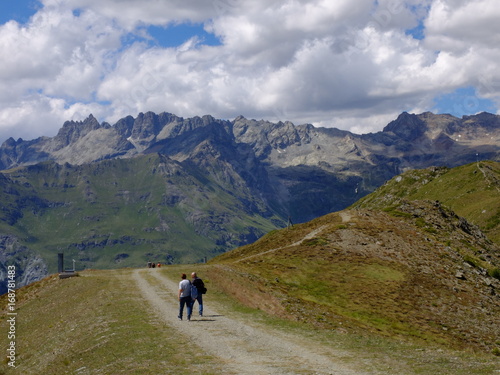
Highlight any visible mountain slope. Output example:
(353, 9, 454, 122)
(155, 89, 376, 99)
(208, 204, 500, 353)
(207, 164, 500, 353)
(0, 154, 282, 274)
(1, 111, 499, 224)
(1, 112, 499, 290)
(2, 161, 499, 373)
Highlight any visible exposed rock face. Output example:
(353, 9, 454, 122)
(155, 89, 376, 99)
(1, 111, 497, 169)
(54, 114, 105, 150)
(383, 111, 429, 141)
(0, 235, 48, 293)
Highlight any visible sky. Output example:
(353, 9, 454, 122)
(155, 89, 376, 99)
(0, 0, 499, 143)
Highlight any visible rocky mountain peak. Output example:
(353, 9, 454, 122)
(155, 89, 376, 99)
(54, 114, 104, 151)
(383, 111, 427, 141)
(462, 111, 500, 128)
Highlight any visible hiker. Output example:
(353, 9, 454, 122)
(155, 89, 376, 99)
(191, 272, 206, 317)
(178, 273, 193, 321)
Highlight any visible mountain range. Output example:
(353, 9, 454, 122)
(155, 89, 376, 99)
(0, 111, 499, 291)
(2, 111, 499, 221)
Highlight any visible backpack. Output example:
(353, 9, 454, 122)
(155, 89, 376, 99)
(190, 283, 198, 299)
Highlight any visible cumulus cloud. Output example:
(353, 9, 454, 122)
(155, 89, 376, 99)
(424, 0, 500, 100)
(0, 3, 123, 140)
(0, 0, 499, 142)
(426, 0, 500, 49)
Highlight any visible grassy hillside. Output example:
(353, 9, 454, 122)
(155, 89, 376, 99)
(352, 161, 500, 244)
(0, 154, 282, 272)
(208, 202, 500, 354)
(0, 269, 225, 374)
(1, 267, 499, 374)
(206, 162, 500, 355)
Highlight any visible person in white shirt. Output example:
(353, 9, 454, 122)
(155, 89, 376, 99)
(178, 273, 192, 321)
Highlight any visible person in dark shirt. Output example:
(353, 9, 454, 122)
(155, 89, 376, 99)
(191, 272, 205, 317)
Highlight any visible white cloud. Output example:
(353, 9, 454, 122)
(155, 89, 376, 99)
(0, 0, 499, 143)
(423, 0, 500, 104)
(426, 0, 500, 50)
(49, 0, 219, 28)
(0, 93, 105, 141)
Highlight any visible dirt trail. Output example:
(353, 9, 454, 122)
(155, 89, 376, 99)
(236, 224, 330, 264)
(477, 162, 500, 192)
(236, 212, 354, 265)
(133, 268, 370, 375)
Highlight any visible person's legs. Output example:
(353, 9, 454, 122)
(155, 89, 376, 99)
(196, 295, 203, 316)
(178, 298, 185, 320)
(187, 298, 193, 320)
(179, 296, 190, 320)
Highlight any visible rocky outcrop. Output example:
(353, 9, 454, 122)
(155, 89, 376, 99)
(0, 111, 497, 171)
(53, 115, 105, 151)
(383, 111, 428, 141)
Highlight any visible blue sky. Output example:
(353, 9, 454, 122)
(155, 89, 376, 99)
(0, 0, 40, 24)
(433, 87, 497, 118)
(146, 24, 221, 48)
(0, 0, 499, 142)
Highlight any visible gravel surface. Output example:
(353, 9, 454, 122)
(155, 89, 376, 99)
(133, 268, 370, 375)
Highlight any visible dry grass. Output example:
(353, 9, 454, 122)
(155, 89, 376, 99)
(0, 269, 224, 375)
(195, 259, 500, 375)
(1, 264, 498, 375)
(207, 206, 500, 357)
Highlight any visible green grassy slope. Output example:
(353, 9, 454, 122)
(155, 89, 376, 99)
(352, 161, 500, 244)
(207, 163, 500, 355)
(0, 154, 282, 272)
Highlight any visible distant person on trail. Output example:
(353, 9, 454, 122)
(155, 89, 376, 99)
(191, 272, 206, 317)
(178, 273, 192, 321)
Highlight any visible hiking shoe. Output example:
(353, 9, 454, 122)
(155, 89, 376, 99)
(187, 315, 191, 321)
(178, 315, 182, 321)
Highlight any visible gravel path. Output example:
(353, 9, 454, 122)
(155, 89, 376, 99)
(133, 268, 369, 375)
